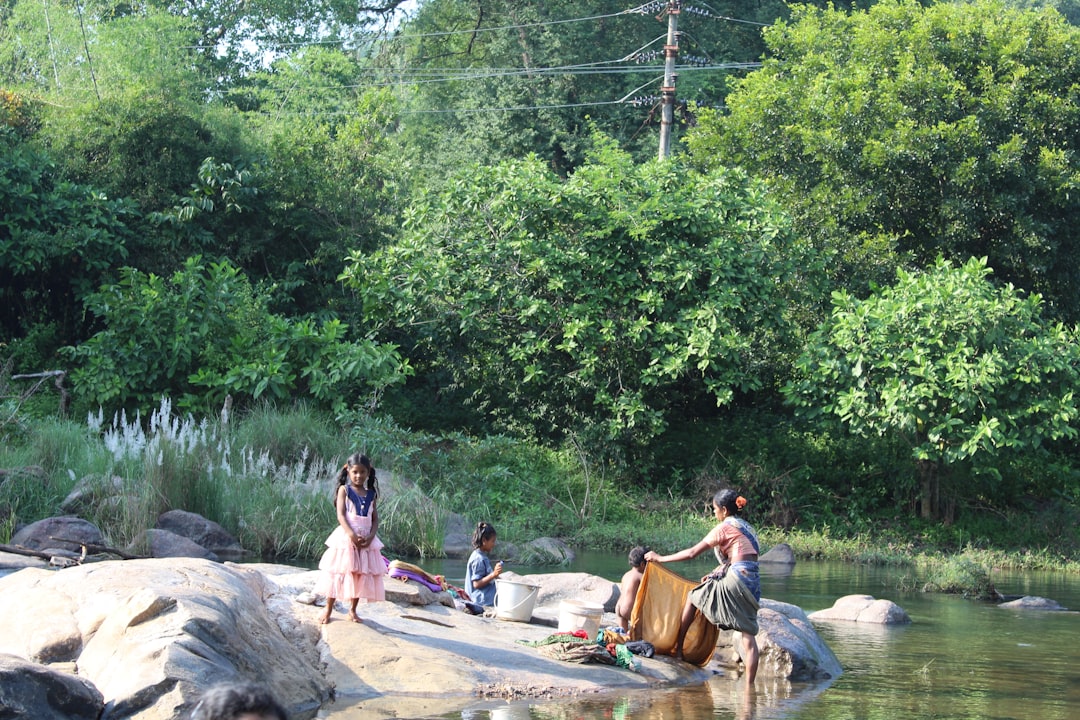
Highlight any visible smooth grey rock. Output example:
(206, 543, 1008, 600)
(155, 509, 245, 558)
(59, 474, 125, 514)
(998, 595, 1066, 610)
(128, 528, 219, 561)
(808, 594, 911, 624)
(0, 550, 47, 576)
(0, 652, 103, 720)
(0, 558, 329, 719)
(760, 543, 797, 564)
(441, 512, 472, 558)
(520, 536, 575, 565)
(520, 571, 619, 613)
(10, 516, 103, 553)
(717, 598, 844, 680)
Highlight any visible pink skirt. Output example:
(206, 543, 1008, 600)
(317, 515, 386, 602)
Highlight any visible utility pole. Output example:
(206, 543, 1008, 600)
(658, 0, 680, 160)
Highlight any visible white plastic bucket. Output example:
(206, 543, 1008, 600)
(494, 579, 539, 622)
(558, 599, 604, 638)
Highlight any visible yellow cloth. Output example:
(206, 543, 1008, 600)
(629, 561, 719, 667)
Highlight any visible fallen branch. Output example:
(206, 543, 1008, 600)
(0, 540, 145, 563)
(0, 544, 54, 560)
(48, 536, 144, 560)
(79, 542, 145, 560)
(10, 369, 69, 417)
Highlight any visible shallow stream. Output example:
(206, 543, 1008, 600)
(328, 551, 1079, 719)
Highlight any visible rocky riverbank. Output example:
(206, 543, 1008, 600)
(0, 551, 844, 719)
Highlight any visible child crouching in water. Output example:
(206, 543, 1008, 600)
(465, 522, 503, 606)
(318, 453, 385, 623)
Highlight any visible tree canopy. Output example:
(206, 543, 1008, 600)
(687, 0, 1080, 322)
(342, 136, 810, 456)
(63, 257, 410, 414)
(785, 256, 1080, 518)
(377, 0, 782, 174)
(0, 130, 135, 351)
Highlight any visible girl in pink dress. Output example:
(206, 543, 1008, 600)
(318, 453, 386, 623)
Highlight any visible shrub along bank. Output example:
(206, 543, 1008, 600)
(1, 403, 1077, 588)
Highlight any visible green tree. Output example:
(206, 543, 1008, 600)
(0, 0, 412, 88)
(229, 63, 411, 314)
(1, 4, 210, 99)
(342, 136, 808, 458)
(0, 129, 136, 358)
(145, 0, 412, 79)
(63, 257, 410, 415)
(687, 0, 1080, 322)
(784, 256, 1080, 520)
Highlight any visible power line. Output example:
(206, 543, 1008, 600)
(174, 3, 768, 52)
(177, 2, 653, 51)
(401, 98, 633, 115)
(684, 2, 770, 27)
(241, 97, 632, 118)
(248, 62, 761, 92)
(388, 5, 644, 40)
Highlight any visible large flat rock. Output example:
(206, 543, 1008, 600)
(0, 557, 833, 718)
(275, 568, 711, 718)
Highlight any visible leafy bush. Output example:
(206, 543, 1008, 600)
(63, 257, 409, 416)
(921, 555, 999, 600)
(343, 137, 810, 457)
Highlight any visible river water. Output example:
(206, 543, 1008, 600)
(337, 551, 1079, 720)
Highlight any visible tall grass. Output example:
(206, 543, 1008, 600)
(1, 399, 346, 556)
(228, 401, 347, 468)
(3, 400, 1080, 574)
(0, 417, 88, 542)
(378, 482, 447, 558)
(919, 555, 1000, 599)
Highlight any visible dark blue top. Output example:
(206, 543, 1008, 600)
(345, 486, 375, 517)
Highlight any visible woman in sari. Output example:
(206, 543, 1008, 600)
(645, 489, 760, 682)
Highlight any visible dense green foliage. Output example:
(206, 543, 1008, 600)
(0, 131, 136, 363)
(786, 257, 1080, 519)
(687, 0, 1080, 323)
(1, 0, 1080, 555)
(62, 257, 410, 414)
(343, 137, 811, 456)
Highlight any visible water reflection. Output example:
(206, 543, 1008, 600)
(454, 676, 836, 720)
(336, 556, 1078, 720)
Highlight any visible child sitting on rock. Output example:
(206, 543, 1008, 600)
(465, 521, 503, 606)
(615, 545, 648, 631)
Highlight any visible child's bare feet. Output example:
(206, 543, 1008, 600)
(319, 611, 332, 625)
(348, 612, 363, 623)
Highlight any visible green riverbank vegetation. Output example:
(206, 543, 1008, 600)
(5, 0, 1080, 598)
(2, 401, 1077, 589)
